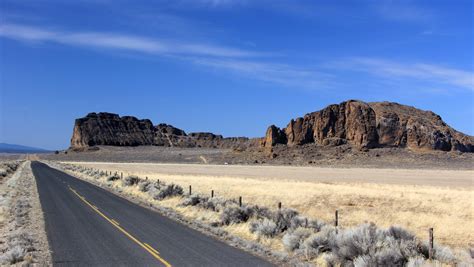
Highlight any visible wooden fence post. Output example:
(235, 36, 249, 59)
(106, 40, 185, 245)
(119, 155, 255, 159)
(429, 228, 434, 260)
(211, 190, 214, 198)
(335, 210, 339, 234)
(278, 202, 282, 210)
(121, 172, 123, 179)
(189, 185, 192, 195)
(239, 196, 242, 207)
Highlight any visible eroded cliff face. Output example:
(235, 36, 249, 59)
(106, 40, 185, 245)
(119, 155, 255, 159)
(263, 100, 473, 152)
(71, 100, 473, 153)
(71, 113, 155, 148)
(70, 112, 250, 149)
(370, 102, 473, 152)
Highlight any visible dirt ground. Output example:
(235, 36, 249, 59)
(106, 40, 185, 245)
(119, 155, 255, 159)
(66, 161, 474, 248)
(41, 145, 474, 170)
(68, 161, 473, 187)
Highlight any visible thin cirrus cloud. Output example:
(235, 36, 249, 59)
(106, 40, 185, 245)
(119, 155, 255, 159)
(191, 57, 334, 89)
(1, 23, 473, 92)
(372, 2, 433, 23)
(327, 57, 474, 91)
(0, 23, 258, 58)
(0, 23, 327, 89)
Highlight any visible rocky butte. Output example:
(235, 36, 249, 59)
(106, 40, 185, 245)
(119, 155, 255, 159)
(70, 112, 250, 150)
(262, 100, 473, 152)
(70, 100, 473, 153)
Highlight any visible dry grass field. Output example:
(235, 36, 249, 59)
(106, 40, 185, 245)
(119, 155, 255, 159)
(65, 162, 473, 249)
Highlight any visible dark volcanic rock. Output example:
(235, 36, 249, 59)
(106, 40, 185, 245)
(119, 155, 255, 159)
(71, 100, 473, 154)
(370, 102, 473, 152)
(71, 112, 155, 148)
(262, 125, 287, 148)
(71, 113, 250, 149)
(275, 100, 378, 149)
(263, 100, 473, 152)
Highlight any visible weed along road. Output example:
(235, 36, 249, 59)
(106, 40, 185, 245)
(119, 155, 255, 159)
(31, 162, 273, 266)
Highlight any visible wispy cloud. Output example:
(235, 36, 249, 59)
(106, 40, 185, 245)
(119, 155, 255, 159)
(371, 1, 433, 23)
(178, 0, 247, 8)
(327, 57, 474, 91)
(2, 24, 472, 93)
(0, 24, 258, 58)
(192, 57, 333, 89)
(0, 23, 325, 89)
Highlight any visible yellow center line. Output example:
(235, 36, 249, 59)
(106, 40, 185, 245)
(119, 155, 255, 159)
(68, 186, 172, 267)
(111, 219, 120, 226)
(144, 243, 161, 255)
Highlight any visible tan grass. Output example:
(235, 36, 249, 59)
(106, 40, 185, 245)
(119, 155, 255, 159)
(64, 162, 474, 248)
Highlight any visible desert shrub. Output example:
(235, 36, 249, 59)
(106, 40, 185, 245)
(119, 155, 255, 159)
(141, 180, 165, 194)
(200, 196, 236, 212)
(405, 256, 427, 267)
(310, 223, 458, 266)
(432, 244, 456, 263)
(303, 225, 337, 256)
(373, 246, 406, 266)
(334, 223, 381, 261)
(250, 218, 278, 238)
(151, 184, 183, 200)
(138, 181, 151, 192)
(271, 208, 299, 233)
(9, 232, 34, 251)
(290, 215, 326, 232)
(4, 162, 19, 173)
(122, 175, 140, 186)
(0, 232, 34, 264)
(14, 198, 31, 226)
(0, 245, 26, 264)
(220, 205, 254, 225)
(353, 255, 373, 267)
(107, 174, 120, 182)
(384, 225, 416, 241)
(0, 161, 20, 177)
(417, 241, 456, 263)
(282, 227, 313, 252)
(181, 194, 208, 207)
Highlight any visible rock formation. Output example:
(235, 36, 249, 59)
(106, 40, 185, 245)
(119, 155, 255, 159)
(263, 100, 473, 152)
(71, 113, 155, 148)
(71, 100, 473, 153)
(70, 112, 250, 150)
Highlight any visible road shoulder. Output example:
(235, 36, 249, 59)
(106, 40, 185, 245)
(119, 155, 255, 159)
(0, 161, 52, 265)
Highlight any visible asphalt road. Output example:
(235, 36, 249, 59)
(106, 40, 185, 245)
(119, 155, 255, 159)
(31, 162, 273, 266)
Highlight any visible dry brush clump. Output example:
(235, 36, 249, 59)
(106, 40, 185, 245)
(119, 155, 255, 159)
(0, 162, 50, 265)
(0, 161, 21, 179)
(55, 162, 472, 266)
(175, 190, 463, 265)
(175, 185, 467, 266)
(122, 175, 140, 186)
(60, 163, 185, 201)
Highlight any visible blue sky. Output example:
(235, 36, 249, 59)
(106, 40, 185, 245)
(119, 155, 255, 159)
(0, 0, 473, 150)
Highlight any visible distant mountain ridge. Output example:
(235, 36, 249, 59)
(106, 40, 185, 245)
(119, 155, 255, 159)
(70, 100, 473, 153)
(0, 143, 51, 153)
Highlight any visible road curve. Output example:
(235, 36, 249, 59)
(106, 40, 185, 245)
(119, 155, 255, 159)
(32, 162, 273, 266)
